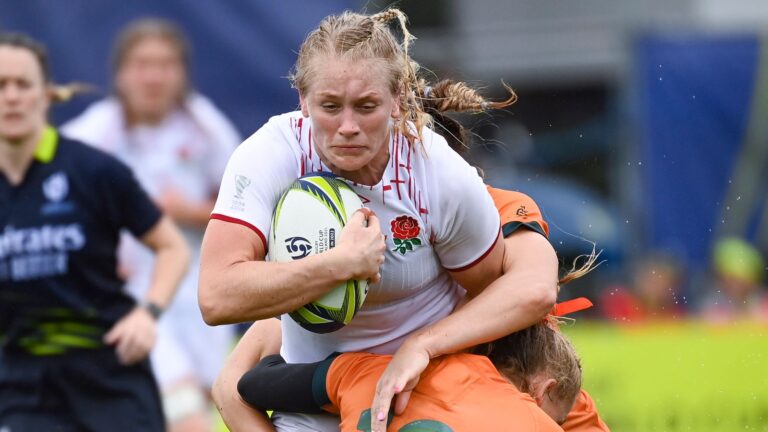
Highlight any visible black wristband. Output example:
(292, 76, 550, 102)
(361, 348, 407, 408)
(142, 302, 164, 320)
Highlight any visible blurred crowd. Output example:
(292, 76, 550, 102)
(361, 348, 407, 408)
(599, 238, 767, 322)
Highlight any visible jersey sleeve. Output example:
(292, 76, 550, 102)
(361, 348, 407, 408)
(486, 186, 550, 238)
(237, 354, 331, 414)
(98, 154, 162, 238)
(424, 132, 500, 270)
(210, 114, 300, 247)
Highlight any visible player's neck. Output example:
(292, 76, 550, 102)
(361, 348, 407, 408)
(0, 128, 40, 185)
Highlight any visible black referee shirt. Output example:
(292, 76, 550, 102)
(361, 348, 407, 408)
(0, 127, 162, 355)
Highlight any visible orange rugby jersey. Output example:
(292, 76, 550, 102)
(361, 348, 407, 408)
(487, 186, 550, 239)
(488, 186, 608, 431)
(325, 352, 562, 432)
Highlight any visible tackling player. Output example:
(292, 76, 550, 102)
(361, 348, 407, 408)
(213, 187, 609, 431)
(238, 317, 580, 431)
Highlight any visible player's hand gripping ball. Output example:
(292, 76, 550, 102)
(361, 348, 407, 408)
(269, 172, 369, 333)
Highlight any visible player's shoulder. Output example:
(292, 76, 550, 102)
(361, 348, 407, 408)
(423, 354, 501, 388)
(419, 126, 462, 166)
(486, 186, 538, 207)
(486, 185, 549, 237)
(418, 128, 483, 194)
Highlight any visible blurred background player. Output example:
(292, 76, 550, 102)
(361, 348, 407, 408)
(599, 252, 687, 322)
(62, 18, 240, 432)
(237, 317, 581, 432)
(0, 32, 190, 431)
(699, 237, 768, 321)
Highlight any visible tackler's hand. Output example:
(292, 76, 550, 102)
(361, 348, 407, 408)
(370, 339, 431, 432)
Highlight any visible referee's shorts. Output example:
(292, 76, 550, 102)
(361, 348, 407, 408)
(0, 348, 165, 432)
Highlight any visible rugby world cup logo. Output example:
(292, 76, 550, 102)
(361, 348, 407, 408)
(43, 171, 69, 203)
(234, 175, 251, 199)
(285, 237, 312, 260)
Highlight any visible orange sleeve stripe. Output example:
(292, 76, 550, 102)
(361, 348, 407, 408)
(553, 297, 594, 316)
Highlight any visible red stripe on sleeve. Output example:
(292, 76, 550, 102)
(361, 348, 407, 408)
(446, 228, 501, 272)
(210, 213, 267, 249)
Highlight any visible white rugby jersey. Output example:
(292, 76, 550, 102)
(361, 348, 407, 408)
(214, 111, 500, 356)
(212, 111, 499, 430)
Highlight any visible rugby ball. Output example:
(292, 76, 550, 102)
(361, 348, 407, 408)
(269, 172, 368, 333)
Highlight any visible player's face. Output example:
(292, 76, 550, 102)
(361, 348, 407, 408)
(300, 57, 399, 185)
(0, 46, 50, 144)
(116, 37, 186, 123)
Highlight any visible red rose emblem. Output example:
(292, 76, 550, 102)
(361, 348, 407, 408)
(391, 215, 420, 240)
(390, 215, 422, 255)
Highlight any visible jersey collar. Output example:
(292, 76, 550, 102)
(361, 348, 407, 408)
(33, 126, 59, 164)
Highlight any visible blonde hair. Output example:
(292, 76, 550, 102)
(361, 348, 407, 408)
(49, 83, 93, 104)
(290, 9, 516, 146)
(473, 317, 582, 407)
(470, 247, 600, 407)
(559, 244, 602, 286)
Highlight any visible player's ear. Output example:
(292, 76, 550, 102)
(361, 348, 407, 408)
(299, 92, 309, 117)
(390, 90, 401, 119)
(533, 378, 557, 407)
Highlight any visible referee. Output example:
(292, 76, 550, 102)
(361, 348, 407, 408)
(0, 33, 190, 431)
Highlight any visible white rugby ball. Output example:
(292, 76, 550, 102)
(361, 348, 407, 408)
(269, 172, 368, 333)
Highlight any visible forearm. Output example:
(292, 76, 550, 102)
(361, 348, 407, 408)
(200, 209, 384, 325)
(409, 232, 558, 358)
(213, 319, 281, 432)
(216, 371, 275, 432)
(144, 246, 189, 308)
(143, 218, 191, 308)
(239, 355, 327, 414)
(410, 270, 556, 357)
(199, 248, 352, 324)
(216, 369, 275, 432)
